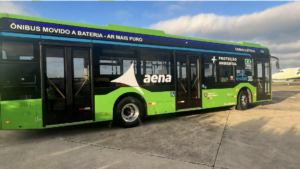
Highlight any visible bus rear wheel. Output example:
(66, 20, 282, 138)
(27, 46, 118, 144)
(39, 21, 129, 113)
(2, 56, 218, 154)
(115, 97, 144, 128)
(236, 90, 249, 110)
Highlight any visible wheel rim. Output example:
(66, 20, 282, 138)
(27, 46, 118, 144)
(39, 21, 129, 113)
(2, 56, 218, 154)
(121, 103, 139, 122)
(241, 94, 248, 107)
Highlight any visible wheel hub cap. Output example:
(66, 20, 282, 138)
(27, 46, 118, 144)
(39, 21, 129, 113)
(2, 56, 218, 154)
(121, 103, 139, 122)
(241, 95, 248, 106)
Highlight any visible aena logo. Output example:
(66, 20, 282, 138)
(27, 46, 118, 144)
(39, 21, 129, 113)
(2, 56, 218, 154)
(143, 74, 172, 83)
(111, 63, 172, 95)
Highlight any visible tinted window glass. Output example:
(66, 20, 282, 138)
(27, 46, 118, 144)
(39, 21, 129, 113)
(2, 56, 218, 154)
(236, 58, 252, 82)
(99, 57, 136, 75)
(100, 49, 137, 75)
(2, 42, 34, 60)
(202, 55, 216, 83)
(140, 51, 170, 75)
(140, 51, 171, 86)
(219, 65, 235, 82)
(98, 49, 137, 87)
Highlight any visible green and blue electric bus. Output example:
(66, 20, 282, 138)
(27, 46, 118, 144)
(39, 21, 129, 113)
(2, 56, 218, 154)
(0, 13, 279, 129)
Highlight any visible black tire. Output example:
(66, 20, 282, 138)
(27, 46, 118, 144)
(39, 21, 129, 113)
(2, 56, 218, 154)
(115, 97, 144, 128)
(236, 90, 249, 110)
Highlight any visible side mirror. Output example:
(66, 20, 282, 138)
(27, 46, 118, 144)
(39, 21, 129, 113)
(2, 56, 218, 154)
(276, 60, 280, 69)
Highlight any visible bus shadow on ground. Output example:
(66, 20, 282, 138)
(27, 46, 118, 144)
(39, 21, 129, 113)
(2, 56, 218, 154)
(25, 108, 300, 168)
(215, 116, 300, 168)
(0, 106, 230, 147)
(248, 90, 300, 109)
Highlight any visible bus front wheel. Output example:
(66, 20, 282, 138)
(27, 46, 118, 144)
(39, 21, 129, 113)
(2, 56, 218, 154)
(115, 97, 144, 127)
(236, 90, 249, 110)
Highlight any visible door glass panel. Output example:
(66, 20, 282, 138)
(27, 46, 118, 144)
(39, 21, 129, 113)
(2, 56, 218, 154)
(257, 62, 262, 78)
(257, 61, 263, 94)
(265, 62, 269, 81)
(190, 56, 200, 99)
(177, 56, 187, 99)
(73, 49, 91, 110)
(265, 62, 270, 93)
(45, 47, 66, 112)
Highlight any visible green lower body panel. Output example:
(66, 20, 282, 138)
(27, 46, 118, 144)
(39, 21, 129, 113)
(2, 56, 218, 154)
(94, 87, 176, 122)
(94, 83, 258, 121)
(1, 99, 42, 130)
(0, 83, 262, 130)
(202, 83, 257, 109)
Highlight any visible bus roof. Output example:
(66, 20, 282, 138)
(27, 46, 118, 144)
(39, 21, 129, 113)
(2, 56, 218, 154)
(0, 13, 266, 49)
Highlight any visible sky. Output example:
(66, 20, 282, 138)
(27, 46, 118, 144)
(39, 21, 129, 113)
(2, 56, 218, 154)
(0, 1, 299, 74)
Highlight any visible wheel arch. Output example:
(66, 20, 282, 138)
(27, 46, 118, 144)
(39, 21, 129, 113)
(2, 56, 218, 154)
(238, 87, 253, 103)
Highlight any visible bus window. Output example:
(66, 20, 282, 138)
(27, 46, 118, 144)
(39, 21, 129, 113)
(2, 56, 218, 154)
(219, 65, 235, 82)
(140, 51, 171, 86)
(2, 50, 7, 59)
(2, 42, 34, 60)
(235, 57, 253, 82)
(204, 63, 213, 77)
(98, 49, 137, 87)
(123, 60, 136, 74)
(99, 58, 121, 75)
(99, 49, 137, 75)
(202, 55, 216, 83)
(140, 51, 170, 75)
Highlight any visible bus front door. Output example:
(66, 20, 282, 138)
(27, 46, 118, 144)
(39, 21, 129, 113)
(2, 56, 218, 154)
(256, 59, 271, 101)
(42, 45, 94, 126)
(175, 54, 202, 110)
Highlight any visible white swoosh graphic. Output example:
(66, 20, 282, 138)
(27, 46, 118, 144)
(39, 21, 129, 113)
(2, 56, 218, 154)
(111, 63, 144, 94)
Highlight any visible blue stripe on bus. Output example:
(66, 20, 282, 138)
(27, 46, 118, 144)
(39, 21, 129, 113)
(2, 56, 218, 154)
(216, 51, 251, 56)
(138, 45, 251, 56)
(0, 32, 251, 56)
(93, 40, 137, 46)
(138, 44, 174, 50)
(41, 35, 92, 43)
(0, 32, 41, 39)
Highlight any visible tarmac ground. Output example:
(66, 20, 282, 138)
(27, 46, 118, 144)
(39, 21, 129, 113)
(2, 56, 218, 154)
(0, 85, 300, 169)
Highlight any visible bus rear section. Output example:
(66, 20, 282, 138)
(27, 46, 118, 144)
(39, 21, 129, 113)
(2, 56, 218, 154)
(0, 39, 42, 130)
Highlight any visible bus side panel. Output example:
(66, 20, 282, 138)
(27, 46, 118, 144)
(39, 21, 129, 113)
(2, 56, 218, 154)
(0, 94, 1, 130)
(1, 99, 37, 129)
(36, 99, 43, 129)
(202, 83, 256, 109)
(94, 87, 176, 122)
(144, 91, 176, 115)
